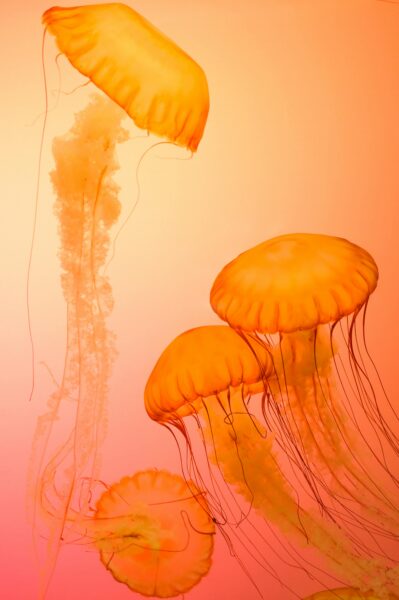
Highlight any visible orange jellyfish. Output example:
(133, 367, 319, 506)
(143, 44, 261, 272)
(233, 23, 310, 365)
(145, 325, 393, 598)
(42, 2, 209, 152)
(89, 469, 215, 598)
(210, 233, 399, 581)
(29, 4, 209, 597)
(303, 588, 397, 600)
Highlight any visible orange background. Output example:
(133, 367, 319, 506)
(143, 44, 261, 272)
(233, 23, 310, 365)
(1, 1, 399, 599)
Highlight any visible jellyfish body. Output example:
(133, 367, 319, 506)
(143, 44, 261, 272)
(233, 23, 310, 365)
(145, 324, 393, 595)
(90, 469, 215, 598)
(209, 233, 399, 594)
(43, 3, 209, 151)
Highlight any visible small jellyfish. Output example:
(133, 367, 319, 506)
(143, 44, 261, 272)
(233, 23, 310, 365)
(145, 325, 390, 596)
(209, 232, 399, 595)
(89, 469, 215, 598)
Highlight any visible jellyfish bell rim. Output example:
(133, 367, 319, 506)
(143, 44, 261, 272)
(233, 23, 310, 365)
(210, 232, 379, 335)
(145, 380, 266, 423)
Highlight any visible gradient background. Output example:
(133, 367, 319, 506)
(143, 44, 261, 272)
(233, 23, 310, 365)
(1, 1, 399, 599)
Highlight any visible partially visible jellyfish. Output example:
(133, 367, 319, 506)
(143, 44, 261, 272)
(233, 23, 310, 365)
(29, 4, 209, 597)
(209, 234, 399, 580)
(144, 325, 393, 597)
(89, 469, 215, 598)
(303, 588, 393, 600)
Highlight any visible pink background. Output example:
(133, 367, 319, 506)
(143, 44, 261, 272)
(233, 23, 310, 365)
(1, 1, 399, 599)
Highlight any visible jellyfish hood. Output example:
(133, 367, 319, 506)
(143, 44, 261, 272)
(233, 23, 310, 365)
(93, 470, 215, 598)
(144, 325, 273, 422)
(43, 3, 209, 151)
(210, 233, 378, 333)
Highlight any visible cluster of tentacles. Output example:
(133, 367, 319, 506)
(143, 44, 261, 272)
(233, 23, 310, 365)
(145, 233, 399, 600)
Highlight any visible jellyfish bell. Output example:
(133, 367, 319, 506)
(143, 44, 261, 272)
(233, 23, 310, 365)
(145, 324, 273, 423)
(210, 233, 378, 334)
(42, 3, 210, 152)
(209, 232, 399, 586)
(90, 469, 215, 598)
(303, 588, 396, 600)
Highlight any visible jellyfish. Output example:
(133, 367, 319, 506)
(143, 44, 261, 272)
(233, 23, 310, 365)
(88, 469, 215, 598)
(302, 588, 393, 600)
(209, 233, 399, 580)
(144, 324, 395, 598)
(42, 2, 209, 152)
(29, 4, 209, 597)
